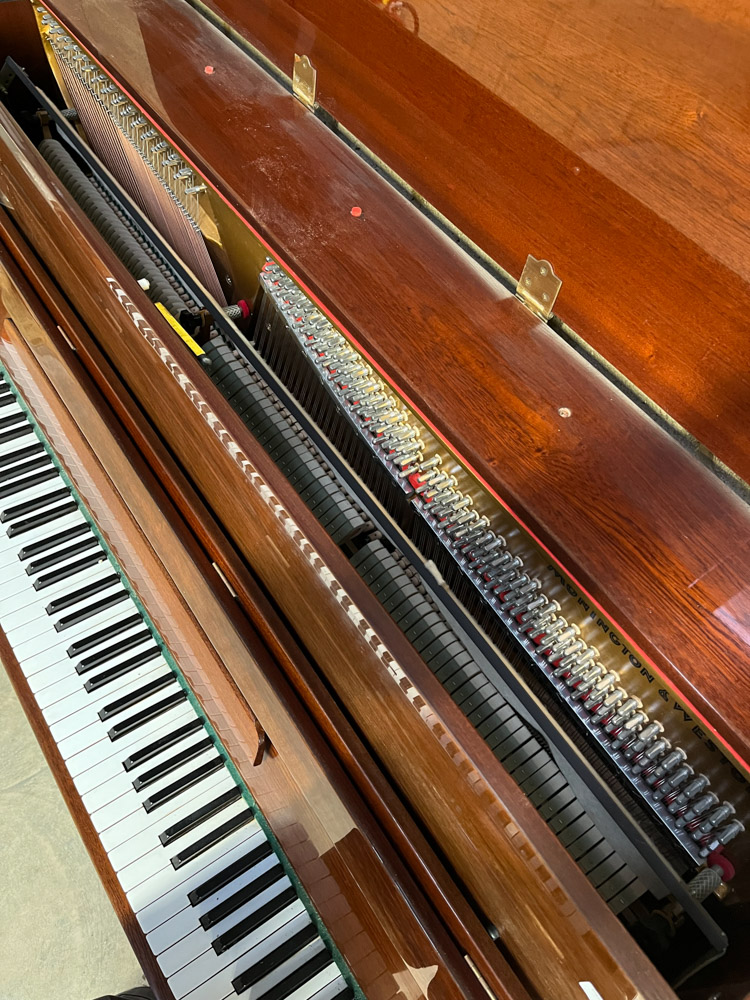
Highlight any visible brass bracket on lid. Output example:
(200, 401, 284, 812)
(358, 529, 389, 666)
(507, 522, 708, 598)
(292, 54, 317, 109)
(516, 255, 561, 321)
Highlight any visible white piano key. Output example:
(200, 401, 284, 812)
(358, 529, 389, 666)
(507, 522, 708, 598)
(44, 660, 170, 731)
(147, 845, 280, 956)
(10, 600, 131, 670)
(1, 560, 116, 623)
(88, 749, 222, 833)
(301, 971, 349, 1000)
(130, 820, 263, 931)
(0, 510, 87, 566)
(159, 877, 300, 976)
(244, 938, 329, 1000)
(168, 906, 308, 1000)
(19, 608, 144, 683)
(1, 572, 123, 634)
(34, 639, 152, 710)
(80, 722, 206, 813)
(114, 794, 249, 894)
(30, 625, 154, 697)
(69, 702, 197, 787)
(104, 769, 235, 861)
(61, 695, 193, 769)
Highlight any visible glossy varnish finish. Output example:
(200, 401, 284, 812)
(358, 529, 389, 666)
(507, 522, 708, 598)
(33, 1, 750, 770)
(0, 107, 676, 1000)
(0, 243, 486, 1000)
(200, 0, 750, 483)
(0, 208, 528, 1000)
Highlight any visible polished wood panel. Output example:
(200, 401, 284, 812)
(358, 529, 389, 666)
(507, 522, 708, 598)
(29, 2, 750, 771)
(0, 244, 487, 1000)
(0, 207, 527, 1000)
(0, 102, 676, 1000)
(199, 0, 750, 483)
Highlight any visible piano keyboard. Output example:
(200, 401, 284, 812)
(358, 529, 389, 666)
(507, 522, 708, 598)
(0, 370, 355, 1000)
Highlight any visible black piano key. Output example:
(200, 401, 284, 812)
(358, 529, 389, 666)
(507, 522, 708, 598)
(243, 947, 333, 1000)
(155, 776, 238, 830)
(0, 441, 44, 468)
(0, 394, 13, 408)
(33, 550, 107, 590)
(7, 498, 77, 536)
(189, 840, 273, 906)
(0, 466, 58, 500)
(55, 588, 129, 632)
(213, 885, 297, 957)
(76, 628, 153, 673)
(1, 485, 69, 523)
(108, 689, 188, 741)
(20, 521, 90, 560)
(0, 410, 25, 430)
(98, 673, 176, 721)
(171, 807, 254, 870)
(217, 892, 308, 958)
(67, 612, 142, 657)
(84, 646, 162, 691)
(200, 861, 284, 930)
(25, 534, 99, 574)
(0, 454, 49, 483)
(133, 735, 215, 791)
(122, 716, 204, 772)
(47, 573, 121, 616)
(235, 924, 320, 991)
(0, 423, 33, 446)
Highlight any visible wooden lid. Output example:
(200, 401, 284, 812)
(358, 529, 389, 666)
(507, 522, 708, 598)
(202, 0, 750, 485)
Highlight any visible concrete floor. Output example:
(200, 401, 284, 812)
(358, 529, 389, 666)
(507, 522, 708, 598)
(0, 666, 146, 1000)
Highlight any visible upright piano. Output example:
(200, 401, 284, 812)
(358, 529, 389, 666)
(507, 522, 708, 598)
(1, 2, 748, 1000)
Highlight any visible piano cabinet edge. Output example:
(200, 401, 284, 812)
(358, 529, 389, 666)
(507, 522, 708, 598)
(0, 628, 175, 1000)
(1, 176, 679, 1000)
(0, 240, 501, 1000)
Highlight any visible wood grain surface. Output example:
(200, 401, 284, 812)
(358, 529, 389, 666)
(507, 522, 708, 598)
(198, 0, 750, 484)
(25, 1, 750, 773)
(0, 242, 489, 1000)
(0, 106, 677, 1000)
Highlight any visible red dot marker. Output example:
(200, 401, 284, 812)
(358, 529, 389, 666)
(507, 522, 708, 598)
(350, 206, 362, 218)
(204, 65, 215, 75)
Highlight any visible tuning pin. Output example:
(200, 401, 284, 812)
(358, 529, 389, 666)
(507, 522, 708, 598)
(623, 721, 663, 759)
(581, 672, 617, 711)
(646, 747, 687, 786)
(591, 688, 626, 724)
(605, 699, 643, 734)
(611, 713, 648, 750)
(631, 738, 670, 775)
(677, 792, 719, 829)
(655, 764, 694, 802)
(668, 774, 710, 814)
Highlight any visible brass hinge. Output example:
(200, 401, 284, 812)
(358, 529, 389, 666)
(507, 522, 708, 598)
(292, 54, 317, 109)
(516, 255, 561, 321)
